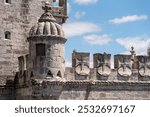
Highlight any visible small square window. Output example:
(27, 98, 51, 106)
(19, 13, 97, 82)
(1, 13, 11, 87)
(5, 31, 11, 40)
(5, 0, 11, 4)
(36, 44, 46, 56)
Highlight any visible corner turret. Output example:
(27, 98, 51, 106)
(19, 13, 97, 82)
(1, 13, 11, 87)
(27, 2, 67, 80)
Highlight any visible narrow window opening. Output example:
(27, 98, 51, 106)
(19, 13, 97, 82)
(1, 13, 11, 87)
(36, 44, 46, 56)
(57, 71, 62, 78)
(18, 56, 25, 72)
(47, 70, 53, 77)
(59, 10, 61, 14)
(30, 71, 34, 78)
(5, 31, 11, 40)
(5, 0, 11, 4)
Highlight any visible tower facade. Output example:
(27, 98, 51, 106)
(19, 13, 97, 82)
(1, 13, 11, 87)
(1, 0, 150, 100)
(0, 0, 67, 80)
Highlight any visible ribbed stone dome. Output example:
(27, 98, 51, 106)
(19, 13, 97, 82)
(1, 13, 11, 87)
(29, 2, 65, 38)
(29, 21, 65, 37)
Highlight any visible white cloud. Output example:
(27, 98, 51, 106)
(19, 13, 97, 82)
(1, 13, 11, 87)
(83, 34, 112, 45)
(75, 11, 86, 19)
(63, 22, 100, 37)
(75, 0, 98, 5)
(116, 36, 150, 55)
(109, 15, 148, 24)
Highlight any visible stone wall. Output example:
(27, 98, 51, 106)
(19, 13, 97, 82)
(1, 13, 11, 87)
(15, 80, 150, 100)
(60, 84, 150, 100)
(0, 0, 52, 77)
(0, 85, 15, 100)
(14, 52, 150, 100)
(0, 88, 15, 99)
(60, 90, 150, 100)
(0, 0, 67, 81)
(0, 0, 31, 77)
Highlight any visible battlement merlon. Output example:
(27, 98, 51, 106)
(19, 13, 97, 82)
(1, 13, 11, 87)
(16, 49, 150, 84)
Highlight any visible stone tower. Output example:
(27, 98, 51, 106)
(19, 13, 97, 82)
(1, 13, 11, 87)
(1, 1, 150, 100)
(28, 2, 67, 80)
(0, 0, 67, 82)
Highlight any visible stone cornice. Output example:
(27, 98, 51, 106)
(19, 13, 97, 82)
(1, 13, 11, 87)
(27, 36, 67, 42)
(30, 80, 150, 86)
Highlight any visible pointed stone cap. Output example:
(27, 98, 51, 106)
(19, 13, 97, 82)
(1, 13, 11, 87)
(29, 2, 65, 38)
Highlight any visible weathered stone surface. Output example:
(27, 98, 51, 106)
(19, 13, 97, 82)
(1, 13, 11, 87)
(0, 0, 67, 77)
(93, 53, 111, 81)
(72, 51, 90, 80)
(1, 1, 150, 100)
(137, 56, 150, 77)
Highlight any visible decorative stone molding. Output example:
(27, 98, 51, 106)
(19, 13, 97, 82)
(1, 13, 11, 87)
(115, 55, 132, 77)
(72, 51, 90, 77)
(93, 53, 111, 77)
(75, 64, 90, 76)
(138, 56, 150, 77)
(29, 2, 65, 38)
(31, 79, 64, 99)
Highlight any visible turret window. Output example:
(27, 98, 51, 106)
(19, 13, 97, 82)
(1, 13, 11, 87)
(5, 31, 11, 40)
(36, 44, 46, 56)
(5, 0, 11, 4)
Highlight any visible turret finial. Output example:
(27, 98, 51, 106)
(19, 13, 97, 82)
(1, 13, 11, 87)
(42, 1, 52, 13)
(130, 46, 136, 56)
(39, 1, 56, 22)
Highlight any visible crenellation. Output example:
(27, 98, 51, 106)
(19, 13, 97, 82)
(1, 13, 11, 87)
(1, 1, 150, 100)
(63, 50, 150, 83)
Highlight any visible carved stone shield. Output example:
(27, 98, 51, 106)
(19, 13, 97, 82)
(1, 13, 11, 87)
(116, 55, 132, 77)
(138, 56, 150, 77)
(75, 63, 90, 76)
(118, 66, 132, 77)
(97, 65, 111, 77)
(93, 53, 111, 77)
(139, 67, 150, 77)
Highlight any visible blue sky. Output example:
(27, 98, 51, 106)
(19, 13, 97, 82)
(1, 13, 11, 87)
(62, 0, 150, 66)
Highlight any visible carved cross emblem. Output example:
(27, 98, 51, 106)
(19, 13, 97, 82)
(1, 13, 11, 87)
(75, 56, 90, 76)
(42, 1, 53, 12)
